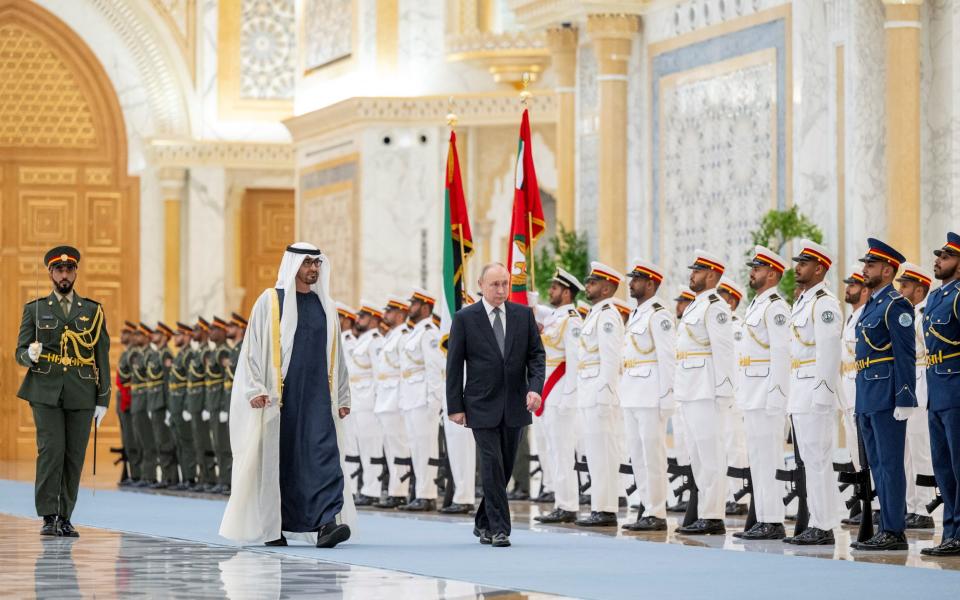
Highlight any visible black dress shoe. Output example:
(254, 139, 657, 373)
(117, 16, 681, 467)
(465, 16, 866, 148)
(921, 538, 960, 556)
(118, 479, 133, 487)
(575, 511, 618, 527)
(666, 500, 688, 513)
(622, 516, 667, 532)
(354, 494, 377, 507)
(398, 498, 435, 511)
(842, 512, 862, 526)
(725, 501, 748, 516)
(374, 496, 406, 509)
(211, 484, 225, 494)
(150, 481, 169, 490)
(220, 485, 231, 496)
(174, 479, 195, 491)
(40, 515, 59, 537)
(491, 533, 511, 547)
(852, 530, 908, 551)
(534, 491, 555, 503)
(677, 519, 726, 535)
(439, 503, 474, 514)
(789, 527, 834, 546)
(736, 522, 785, 540)
(58, 518, 79, 538)
(535, 508, 578, 524)
(507, 490, 530, 501)
(316, 523, 351, 548)
(265, 535, 287, 546)
(202, 483, 218, 493)
(134, 480, 153, 488)
(473, 527, 492, 544)
(905, 513, 935, 529)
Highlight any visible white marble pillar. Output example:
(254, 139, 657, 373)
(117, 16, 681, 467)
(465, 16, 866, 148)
(185, 167, 227, 319)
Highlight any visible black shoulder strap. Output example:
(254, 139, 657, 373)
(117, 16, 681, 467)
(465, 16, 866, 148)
(815, 289, 827, 299)
(276, 288, 285, 321)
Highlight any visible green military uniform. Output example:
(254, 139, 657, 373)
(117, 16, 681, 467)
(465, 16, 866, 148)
(145, 327, 178, 486)
(186, 319, 216, 487)
(116, 334, 139, 483)
(14, 246, 110, 524)
(207, 338, 231, 490)
(167, 324, 197, 487)
(128, 335, 158, 484)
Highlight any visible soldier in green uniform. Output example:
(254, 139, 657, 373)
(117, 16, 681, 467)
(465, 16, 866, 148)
(206, 317, 229, 494)
(116, 322, 137, 485)
(168, 322, 197, 490)
(15, 246, 110, 537)
(147, 322, 179, 488)
(215, 312, 246, 496)
(128, 324, 158, 486)
(186, 318, 217, 490)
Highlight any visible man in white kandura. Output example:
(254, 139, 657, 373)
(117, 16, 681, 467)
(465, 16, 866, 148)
(220, 242, 356, 549)
(732, 246, 791, 540)
(674, 250, 735, 536)
(530, 268, 584, 524)
(619, 259, 675, 532)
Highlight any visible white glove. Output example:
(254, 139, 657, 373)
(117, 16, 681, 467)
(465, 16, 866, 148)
(164, 411, 171, 427)
(894, 406, 915, 421)
(182, 410, 192, 422)
(219, 411, 229, 423)
(527, 291, 540, 307)
(94, 406, 107, 428)
(201, 409, 211, 422)
(28, 342, 42, 363)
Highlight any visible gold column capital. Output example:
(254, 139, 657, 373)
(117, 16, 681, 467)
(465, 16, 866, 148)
(881, 0, 923, 6)
(158, 167, 187, 199)
(546, 25, 578, 52)
(547, 26, 578, 88)
(586, 14, 640, 40)
(883, 0, 923, 23)
(587, 15, 638, 77)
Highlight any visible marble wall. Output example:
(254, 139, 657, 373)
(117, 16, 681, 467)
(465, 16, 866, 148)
(576, 41, 599, 259)
(184, 167, 227, 319)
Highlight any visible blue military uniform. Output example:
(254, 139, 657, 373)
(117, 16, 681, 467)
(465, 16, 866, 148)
(922, 232, 960, 556)
(854, 239, 916, 543)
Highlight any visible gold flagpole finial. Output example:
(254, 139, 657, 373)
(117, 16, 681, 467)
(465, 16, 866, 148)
(446, 96, 458, 128)
(519, 72, 531, 106)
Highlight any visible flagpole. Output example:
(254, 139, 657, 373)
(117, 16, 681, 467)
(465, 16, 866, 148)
(520, 73, 535, 295)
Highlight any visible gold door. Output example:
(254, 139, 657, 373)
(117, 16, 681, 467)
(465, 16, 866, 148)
(240, 189, 295, 316)
(0, 1, 139, 463)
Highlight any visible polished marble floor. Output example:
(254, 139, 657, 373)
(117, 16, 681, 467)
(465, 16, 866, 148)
(0, 514, 565, 600)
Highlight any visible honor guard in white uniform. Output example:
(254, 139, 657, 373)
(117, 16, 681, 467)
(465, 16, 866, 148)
(348, 301, 386, 505)
(619, 260, 675, 532)
(398, 289, 444, 511)
(669, 287, 697, 492)
(439, 296, 477, 515)
(786, 240, 843, 545)
(575, 263, 627, 527)
(530, 269, 584, 524)
(373, 296, 413, 508)
(840, 267, 868, 473)
(336, 303, 360, 472)
(718, 276, 749, 516)
(895, 263, 936, 529)
(675, 250, 735, 535)
(732, 247, 791, 539)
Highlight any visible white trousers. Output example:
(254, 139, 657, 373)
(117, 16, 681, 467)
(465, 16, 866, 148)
(545, 405, 580, 511)
(353, 409, 385, 498)
(744, 409, 786, 523)
(678, 399, 728, 520)
(840, 408, 861, 471)
(443, 414, 476, 504)
(724, 405, 748, 502)
(905, 406, 935, 514)
(341, 412, 360, 494)
(671, 410, 691, 465)
(376, 410, 411, 498)
(580, 405, 623, 513)
(531, 414, 554, 494)
(622, 407, 668, 518)
(402, 402, 440, 500)
(792, 412, 842, 530)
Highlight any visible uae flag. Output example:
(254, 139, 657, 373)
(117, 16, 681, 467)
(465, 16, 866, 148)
(507, 108, 545, 304)
(439, 130, 473, 350)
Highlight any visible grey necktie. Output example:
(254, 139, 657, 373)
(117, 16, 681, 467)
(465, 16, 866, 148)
(492, 307, 505, 356)
(60, 296, 71, 317)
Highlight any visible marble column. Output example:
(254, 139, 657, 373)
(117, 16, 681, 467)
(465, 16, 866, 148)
(547, 26, 578, 232)
(587, 14, 638, 268)
(159, 168, 186, 324)
(883, 0, 923, 261)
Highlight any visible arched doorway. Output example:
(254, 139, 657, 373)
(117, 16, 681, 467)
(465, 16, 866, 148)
(0, 0, 139, 463)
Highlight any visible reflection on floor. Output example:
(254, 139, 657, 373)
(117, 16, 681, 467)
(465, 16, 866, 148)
(0, 514, 564, 600)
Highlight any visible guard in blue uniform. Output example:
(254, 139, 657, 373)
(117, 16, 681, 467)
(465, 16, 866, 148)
(921, 232, 960, 556)
(852, 238, 917, 551)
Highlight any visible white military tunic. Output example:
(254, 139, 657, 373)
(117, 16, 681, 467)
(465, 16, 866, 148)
(840, 304, 865, 471)
(578, 297, 625, 513)
(788, 281, 843, 531)
(348, 328, 385, 498)
(619, 296, 675, 519)
(532, 302, 582, 512)
(905, 299, 935, 514)
(399, 318, 443, 500)
(674, 288, 735, 520)
(340, 331, 360, 460)
(736, 287, 791, 523)
(374, 324, 412, 498)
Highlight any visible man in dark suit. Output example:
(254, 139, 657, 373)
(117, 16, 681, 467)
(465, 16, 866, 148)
(446, 263, 546, 547)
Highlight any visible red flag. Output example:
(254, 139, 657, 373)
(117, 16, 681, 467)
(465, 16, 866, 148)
(506, 108, 545, 304)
